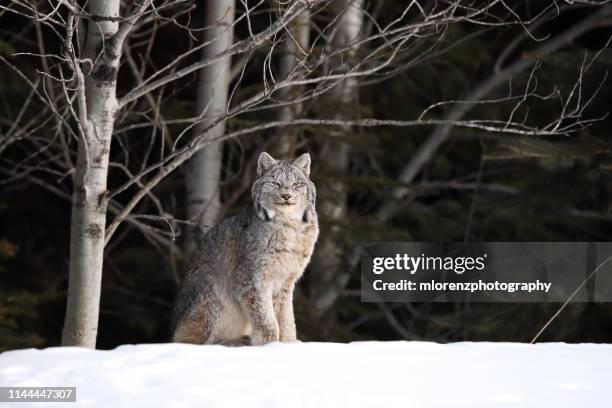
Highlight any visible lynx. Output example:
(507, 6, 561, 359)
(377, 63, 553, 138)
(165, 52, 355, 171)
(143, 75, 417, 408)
(172, 152, 319, 346)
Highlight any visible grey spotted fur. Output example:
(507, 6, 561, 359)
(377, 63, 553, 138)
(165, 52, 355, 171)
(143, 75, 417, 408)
(172, 152, 319, 346)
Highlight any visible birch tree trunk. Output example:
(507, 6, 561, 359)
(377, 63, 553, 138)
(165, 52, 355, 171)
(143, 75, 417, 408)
(184, 0, 236, 254)
(273, 8, 310, 156)
(62, 0, 121, 347)
(310, 0, 363, 314)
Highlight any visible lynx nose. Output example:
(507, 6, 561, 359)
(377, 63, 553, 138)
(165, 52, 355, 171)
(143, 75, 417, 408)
(281, 193, 291, 201)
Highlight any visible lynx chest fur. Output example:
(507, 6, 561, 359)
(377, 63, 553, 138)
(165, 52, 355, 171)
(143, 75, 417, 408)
(243, 215, 318, 292)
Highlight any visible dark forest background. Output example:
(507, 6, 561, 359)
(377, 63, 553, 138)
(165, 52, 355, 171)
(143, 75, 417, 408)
(2, 1, 612, 351)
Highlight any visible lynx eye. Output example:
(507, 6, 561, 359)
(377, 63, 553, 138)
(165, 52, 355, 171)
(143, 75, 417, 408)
(292, 182, 305, 189)
(268, 181, 281, 188)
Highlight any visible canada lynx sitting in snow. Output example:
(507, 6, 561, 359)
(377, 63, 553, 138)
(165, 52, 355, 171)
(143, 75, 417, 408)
(172, 152, 319, 346)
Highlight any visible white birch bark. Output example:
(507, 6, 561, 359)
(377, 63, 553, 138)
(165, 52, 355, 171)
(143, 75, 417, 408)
(62, 0, 121, 347)
(185, 0, 236, 254)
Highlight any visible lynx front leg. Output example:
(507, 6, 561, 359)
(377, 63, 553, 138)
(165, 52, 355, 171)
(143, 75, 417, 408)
(239, 284, 279, 346)
(275, 280, 297, 342)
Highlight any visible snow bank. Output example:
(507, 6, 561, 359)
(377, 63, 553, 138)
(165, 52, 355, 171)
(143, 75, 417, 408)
(1, 341, 611, 407)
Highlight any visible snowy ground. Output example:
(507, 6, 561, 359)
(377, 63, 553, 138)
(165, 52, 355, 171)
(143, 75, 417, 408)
(1, 341, 611, 407)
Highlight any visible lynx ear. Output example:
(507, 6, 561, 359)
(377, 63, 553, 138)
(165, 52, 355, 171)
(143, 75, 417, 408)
(257, 152, 277, 176)
(293, 153, 311, 177)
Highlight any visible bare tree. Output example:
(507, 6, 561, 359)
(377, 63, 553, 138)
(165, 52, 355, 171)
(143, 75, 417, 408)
(61, 0, 150, 347)
(310, 0, 364, 315)
(184, 0, 236, 254)
(272, 4, 311, 156)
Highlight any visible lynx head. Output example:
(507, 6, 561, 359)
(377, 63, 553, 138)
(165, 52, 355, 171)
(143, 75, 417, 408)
(251, 152, 316, 222)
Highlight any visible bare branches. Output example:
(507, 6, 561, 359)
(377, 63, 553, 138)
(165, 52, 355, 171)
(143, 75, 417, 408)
(375, 5, 612, 222)
(3, 1, 606, 238)
(118, 0, 318, 107)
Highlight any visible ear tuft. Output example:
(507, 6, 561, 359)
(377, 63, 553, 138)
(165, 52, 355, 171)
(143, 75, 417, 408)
(293, 153, 311, 177)
(257, 152, 277, 176)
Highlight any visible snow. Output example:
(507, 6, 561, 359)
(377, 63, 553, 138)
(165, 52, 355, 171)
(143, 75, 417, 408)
(1, 341, 611, 408)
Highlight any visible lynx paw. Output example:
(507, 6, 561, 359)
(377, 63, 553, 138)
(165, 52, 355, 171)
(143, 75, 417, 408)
(218, 336, 251, 347)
